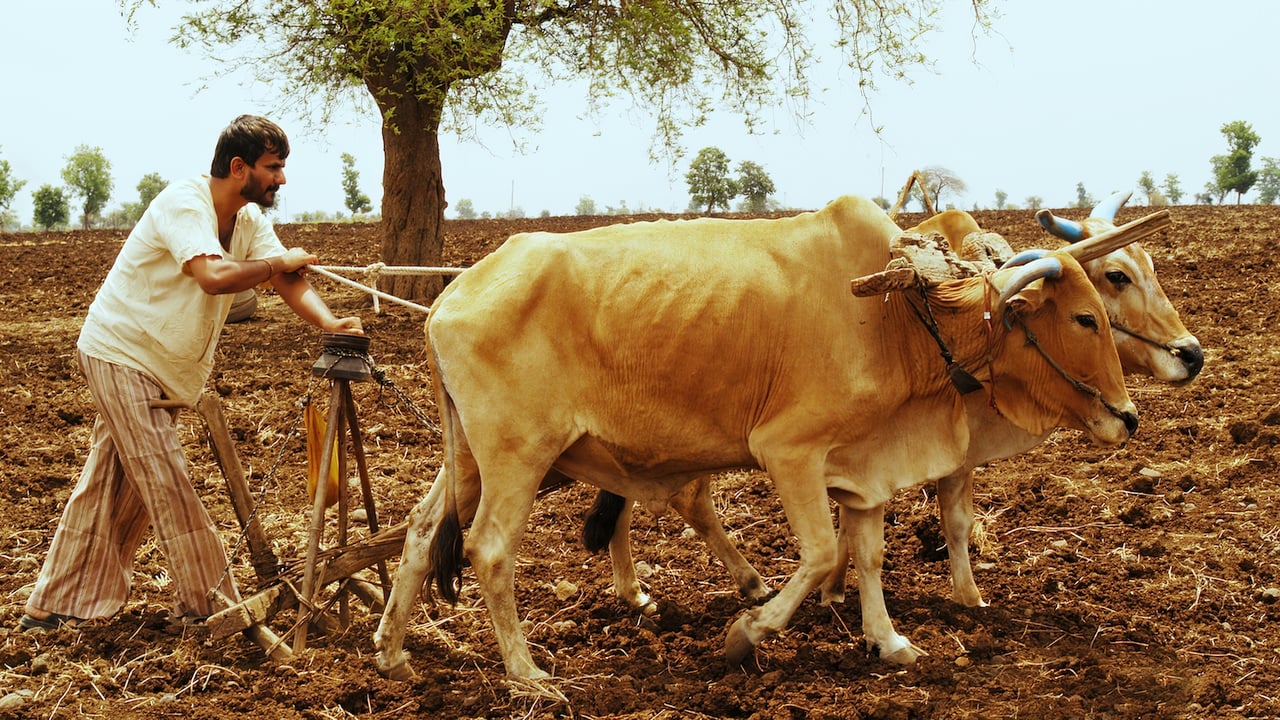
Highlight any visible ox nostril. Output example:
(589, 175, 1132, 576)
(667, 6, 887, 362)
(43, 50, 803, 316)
(1122, 411, 1139, 437)
(1174, 342, 1205, 379)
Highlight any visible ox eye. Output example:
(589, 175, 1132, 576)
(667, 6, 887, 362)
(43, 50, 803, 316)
(1075, 313, 1099, 331)
(1105, 270, 1131, 286)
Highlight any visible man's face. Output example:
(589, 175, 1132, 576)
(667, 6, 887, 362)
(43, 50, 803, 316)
(240, 151, 287, 208)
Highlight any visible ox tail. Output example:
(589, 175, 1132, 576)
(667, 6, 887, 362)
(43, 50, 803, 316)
(582, 490, 628, 554)
(427, 337, 465, 606)
(430, 505, 464, 605)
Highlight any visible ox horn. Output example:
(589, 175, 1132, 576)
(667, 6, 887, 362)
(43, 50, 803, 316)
(1058, 209, 1173, 264)
(1036, 208, 1084, 241)
(996, 256, 1064, 309)
(1089, 190, 1133, 222)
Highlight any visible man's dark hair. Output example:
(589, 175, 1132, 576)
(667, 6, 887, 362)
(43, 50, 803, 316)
(209, 115, 290, 178)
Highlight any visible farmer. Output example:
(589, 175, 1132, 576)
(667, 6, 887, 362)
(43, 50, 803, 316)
(20, 114, 363, 632)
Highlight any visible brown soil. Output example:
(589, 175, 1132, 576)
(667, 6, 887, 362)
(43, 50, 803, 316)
(0, 204, 1275, 719)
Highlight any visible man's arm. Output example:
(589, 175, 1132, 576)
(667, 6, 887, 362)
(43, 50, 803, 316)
(271, 270, 364, 335)
(185, 247, 316, 295)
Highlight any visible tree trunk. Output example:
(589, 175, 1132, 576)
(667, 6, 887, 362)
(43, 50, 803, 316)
(374, 89, 447, 304)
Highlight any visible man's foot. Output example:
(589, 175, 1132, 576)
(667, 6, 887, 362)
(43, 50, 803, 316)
(19, 613, 79, 633)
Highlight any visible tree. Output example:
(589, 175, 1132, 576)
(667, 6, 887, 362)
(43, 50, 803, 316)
(575, 196, 597, 216)
(32, 184, 69, 230)
(1137, 171, 1158, 205)
(121, 172, 170, 225)
(61, 145, 113, 230)
(993, 189, 1007, 210)
(1024, 195, 1043, 211)
(0, 148, 26, 230)
(341, 153, 373, 215)
(1256, 157, 1280, 205)
(920, 166, 966, 208)
(1073, 182, 1095, 209)
(685, 147, 737, 214)
(454, 198, 476, 219)
(143, 1, 995, 303)
(1162, 173, 1184, 205)
(736, 161, 775, 213)
(1211, 120, 1260, 204)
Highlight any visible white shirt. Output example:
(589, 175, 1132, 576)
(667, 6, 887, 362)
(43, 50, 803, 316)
(78, 175, 286, 405)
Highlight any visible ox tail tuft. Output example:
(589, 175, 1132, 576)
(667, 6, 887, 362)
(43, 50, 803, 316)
(430, 507, 464, 605)
(582, 490, 628, 554)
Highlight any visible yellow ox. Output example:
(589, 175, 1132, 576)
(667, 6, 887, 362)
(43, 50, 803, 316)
(589, 191, 1201, 626)
(373, 195, 1138, 680)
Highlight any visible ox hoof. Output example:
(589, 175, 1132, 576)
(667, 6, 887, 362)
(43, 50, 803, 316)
(818, 589, 846, 606)
(724, 615, 760, 666)
(879, 641, 927, 666)
(377, 659, 416, 682)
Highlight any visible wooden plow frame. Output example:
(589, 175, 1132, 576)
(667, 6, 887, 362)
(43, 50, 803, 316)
(163, 356, 412, 660)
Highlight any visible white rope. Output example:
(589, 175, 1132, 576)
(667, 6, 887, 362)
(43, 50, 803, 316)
(310, 263, 468, 314)
(307, 265, 433, 314)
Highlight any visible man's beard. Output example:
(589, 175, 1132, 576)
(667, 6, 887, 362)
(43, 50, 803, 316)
(241, 174, 278, 208)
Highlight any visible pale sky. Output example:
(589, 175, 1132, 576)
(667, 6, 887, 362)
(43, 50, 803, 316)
(2, 2, 1276, 225)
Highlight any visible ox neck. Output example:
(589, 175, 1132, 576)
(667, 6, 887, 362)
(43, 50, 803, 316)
(905, 281, 986, 396)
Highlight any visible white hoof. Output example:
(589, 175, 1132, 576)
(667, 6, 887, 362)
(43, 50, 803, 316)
(724, 614, 759, 666)
(877, 638, 927, 666)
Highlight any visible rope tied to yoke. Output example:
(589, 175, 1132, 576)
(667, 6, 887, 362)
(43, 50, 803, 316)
(309, 263, 468, 315)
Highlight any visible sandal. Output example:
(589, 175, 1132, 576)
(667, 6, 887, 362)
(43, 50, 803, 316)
(19, 613, 79, 632)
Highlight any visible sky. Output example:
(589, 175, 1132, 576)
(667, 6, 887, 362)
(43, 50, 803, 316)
(3, 2, 1278, 225)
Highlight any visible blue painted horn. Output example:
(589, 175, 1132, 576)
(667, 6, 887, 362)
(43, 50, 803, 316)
(1089, 190, 1133, 222)
(1036, 209, 1084, 241)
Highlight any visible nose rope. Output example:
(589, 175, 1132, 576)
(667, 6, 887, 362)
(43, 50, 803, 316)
(1109, 321, 1184, 357)
(1006, 310, 1133, 422)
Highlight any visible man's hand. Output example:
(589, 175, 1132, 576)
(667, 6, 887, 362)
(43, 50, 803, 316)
(325, 316, 365, 336)
(277, 247, 319, 274)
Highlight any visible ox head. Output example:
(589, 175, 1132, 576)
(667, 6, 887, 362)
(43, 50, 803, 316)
(984, 250, 1139, 446)
(1036, 191, 1204, 384)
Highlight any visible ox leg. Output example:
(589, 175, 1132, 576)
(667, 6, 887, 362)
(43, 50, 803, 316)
(606, 499, 652, 610)
(937, 471, 987, 607)
(670, 476, 770, 601)
(819, 506, 851, 605)
(467, 475, 550, 680)
(846, 503, 925, 664)
(375, 461, 484, 680)
(724, 465, 836, 665)
(375, 468, 448, 680)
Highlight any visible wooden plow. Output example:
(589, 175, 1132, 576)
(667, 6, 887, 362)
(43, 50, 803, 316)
(161, 337, 413, 660)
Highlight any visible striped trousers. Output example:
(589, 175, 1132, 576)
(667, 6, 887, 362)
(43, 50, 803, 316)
(26, 351, 237, 620)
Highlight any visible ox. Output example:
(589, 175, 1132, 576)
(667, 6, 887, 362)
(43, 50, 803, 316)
(586, 192, 1203, 618)
(373, 195, 1139, 680)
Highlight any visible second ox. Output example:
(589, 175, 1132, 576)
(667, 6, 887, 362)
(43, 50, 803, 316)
(374, 194, 1139, 680)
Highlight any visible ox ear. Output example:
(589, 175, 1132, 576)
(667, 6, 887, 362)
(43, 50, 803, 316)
(1089, 190, 1133, 222)
(1036, 209, 1084, 242)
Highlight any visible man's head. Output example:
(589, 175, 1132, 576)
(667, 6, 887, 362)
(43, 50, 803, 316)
(210, 115, 290, 208)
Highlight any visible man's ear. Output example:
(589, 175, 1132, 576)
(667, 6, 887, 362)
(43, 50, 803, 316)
(229, 156, 248, 179)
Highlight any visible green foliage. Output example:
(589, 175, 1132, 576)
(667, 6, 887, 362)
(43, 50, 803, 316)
(0, 147, 27, 229)
(1137, 171, 1157, 204)
(736, 161, 775, 213)
(994, 189, 1007, 210)
(1212, 120, 1260, 204)
(1256, 157, 1280, 205)
(454, 198, 476, 220)
(340, 153, 372, 215)
(61, 145, 113, 229)
(32, 184, 69, 230)
(872, 196, 890, 211)
(686, 147, 737, 214)
(1162, 173, 1184, 204)
(575, 196, 597, 216)
(119, 172, 170, 225)
(1073, 182, 1095, 209)
(1024, 195, 1043, 211)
